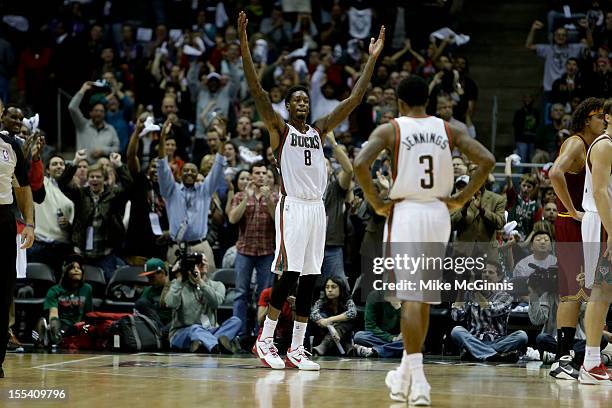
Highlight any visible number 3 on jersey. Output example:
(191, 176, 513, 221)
(304, 150, 311, 166)
(419, 155, 434, 189)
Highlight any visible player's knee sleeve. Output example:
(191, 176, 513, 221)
(295, 275, 317, 317)
(270, 271, 299, 310)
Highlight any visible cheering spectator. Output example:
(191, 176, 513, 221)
(58, 150, 132, 279)
(29, 154, 75, 274)
(157, 119, 226, 270)
(228, 163, 277, 336)
(69, 81, 120, 160)
(525, 20, 590, 94)
(322, 132, 353, 279)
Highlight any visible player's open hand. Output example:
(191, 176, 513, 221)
(368, 26, 385, 58)
(570, 210, 584, 222)
(238, 11, 248, 40)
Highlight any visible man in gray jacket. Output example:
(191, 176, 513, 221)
(69, 81, 120, 160)
(164, 253, 241, 353)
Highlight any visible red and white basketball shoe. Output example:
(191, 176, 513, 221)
(285, 346, 320, 370)
(252, 335, 285, 369)
(579, 363, 612, 385)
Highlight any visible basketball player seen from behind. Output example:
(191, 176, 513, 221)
(238, 11, 385, 370)
(354, 76, 494, 406)
(578, 100, 612, 384)
(548, 97, 605, 380)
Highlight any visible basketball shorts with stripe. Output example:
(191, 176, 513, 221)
(582, 211, 612, 289)
(383, 200, 451, 303)
(272, 196, 326, 276)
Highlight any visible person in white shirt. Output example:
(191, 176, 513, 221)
(513, 231, 557, 279)
(28, 154, 74, 275)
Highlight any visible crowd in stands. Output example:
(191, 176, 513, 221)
(2, 0, 611, 364)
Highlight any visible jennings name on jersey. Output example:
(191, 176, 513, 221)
(275, 123, 327, 200)
(389, 116, 454, 202)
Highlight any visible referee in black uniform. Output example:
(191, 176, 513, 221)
(0, 105, 34, 378)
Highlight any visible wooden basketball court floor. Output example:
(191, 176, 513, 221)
(1, 352, 611, 407)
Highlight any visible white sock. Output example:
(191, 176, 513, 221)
(406, 353, 427, 385)
(584, 346, 601, 371)
(261, 316, 278, 340)
(399, 351, 411, 379)
(290, 321, 308, 351)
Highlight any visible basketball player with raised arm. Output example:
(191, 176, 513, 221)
(548, 97, 605, 380)
(579, 99, 612, 384)
(238, 11, 385, 370)
(354, 76, 494, 406)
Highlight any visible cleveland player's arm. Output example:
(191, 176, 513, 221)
(354, 123, 395, 216)
(442, 121, 495, 212)
(315, 26, 385, 142)
(549, 136, 585, 221)
(590, 139, 612, 259)
(238, 12, 285, 150)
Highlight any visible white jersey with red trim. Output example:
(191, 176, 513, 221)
(275, 122, 327, 200)
(388, 116, 454, 201)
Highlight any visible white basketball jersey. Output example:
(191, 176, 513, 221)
(388, 116, 454, 201)
(583, 134, 612, 212)
(276, 123, 327, 200)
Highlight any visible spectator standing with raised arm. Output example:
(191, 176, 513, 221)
(69, 81, 120, 161)
(228, 163, 278, 337)
(58, 150, 131, 280)
(322, 131, 353, 279)
(525, 20, 591, 95)
(28, 154, 75, 274)
(157, 118, 226, 271)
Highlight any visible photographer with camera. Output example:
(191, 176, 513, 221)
(513, 231, 557, 279)
(164, 252, 241, 353)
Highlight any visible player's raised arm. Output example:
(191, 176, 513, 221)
(354, 122, 395, 217)
(442, 122, 495, 211)
(315, 26, 385, 139)
(549, 137, 586, 221)
(238, 11, 285, 150)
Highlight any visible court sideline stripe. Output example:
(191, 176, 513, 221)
(32, 355, 109, 369)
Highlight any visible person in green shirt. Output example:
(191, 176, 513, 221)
(352, 290, 404, 358)
(136, 258, 172, 336)
(37, 254, 93, 346)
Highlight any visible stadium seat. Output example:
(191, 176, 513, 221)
(83, 265, 106, 309)
(211, 269, 237, 321)
(15, 263, 56, 306)
(103, 265, 148, 312)
(211, 268, 236, 288)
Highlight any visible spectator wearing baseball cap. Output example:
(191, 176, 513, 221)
(136, 258, 172, 338)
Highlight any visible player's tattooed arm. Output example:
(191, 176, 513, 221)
(549, 136, 585, 221)
(238, 11, 285, 150)
(354, 123, 395, 217)
(443, 121, 495, 212)
(315, 26, 385, 140)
